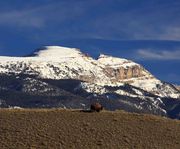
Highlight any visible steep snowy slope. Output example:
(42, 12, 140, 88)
(0, 74, 179, 118)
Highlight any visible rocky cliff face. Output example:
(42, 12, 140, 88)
(176, 86, 180, 91)
(101, 61, 145, 82)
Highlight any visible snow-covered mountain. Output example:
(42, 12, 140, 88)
(0, 46, 179, 118)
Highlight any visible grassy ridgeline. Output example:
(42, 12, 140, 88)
(0, 109, 180, 149)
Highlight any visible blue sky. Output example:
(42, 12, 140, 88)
(0, 0, 180, 84)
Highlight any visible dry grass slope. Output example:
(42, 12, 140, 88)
(0, 109, 180, 149)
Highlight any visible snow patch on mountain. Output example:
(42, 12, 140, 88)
(98, 54, 138, 68)
(79, 82, 108, 94)
(34, 46, 82, 59)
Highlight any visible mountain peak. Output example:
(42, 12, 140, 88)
(33, 46, 82, 58)
(98, 53, 133, 66)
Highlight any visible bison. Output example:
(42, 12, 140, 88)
(90, 103, 103, 112)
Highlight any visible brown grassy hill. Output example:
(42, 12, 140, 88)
(0, 109, 180, 149)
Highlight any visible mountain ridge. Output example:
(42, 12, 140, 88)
(0, 45, 179, 98)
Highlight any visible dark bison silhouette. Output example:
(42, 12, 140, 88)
(90, 103, 103, 112)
